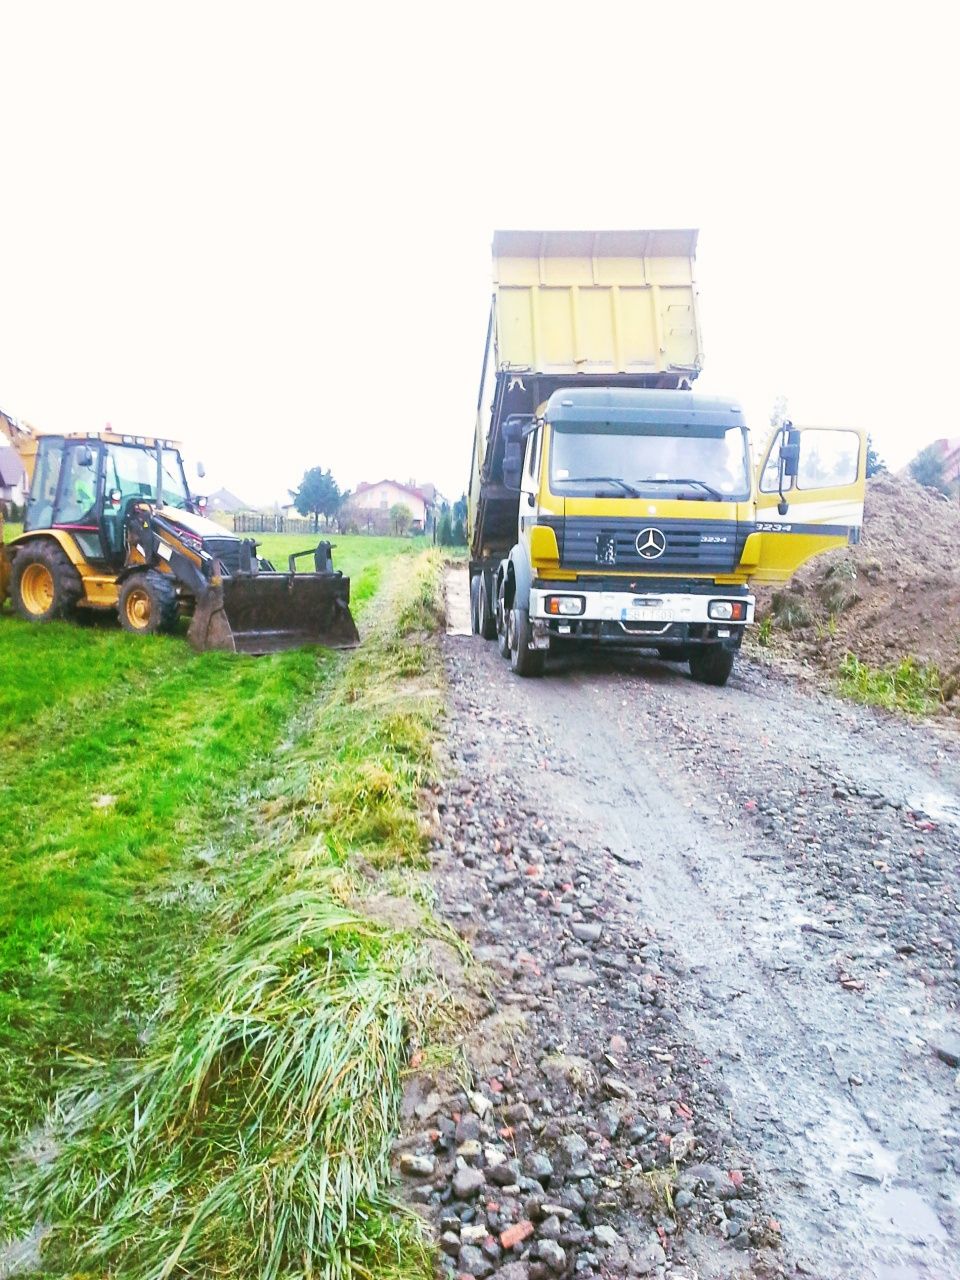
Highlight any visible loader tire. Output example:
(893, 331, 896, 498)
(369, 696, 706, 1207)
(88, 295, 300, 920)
(11, 541, 82, 623)
(689, 646, 734, 687)
(119, 570, 180, 636)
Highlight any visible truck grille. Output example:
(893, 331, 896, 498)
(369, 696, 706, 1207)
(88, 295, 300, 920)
(556, 517, 748, 575)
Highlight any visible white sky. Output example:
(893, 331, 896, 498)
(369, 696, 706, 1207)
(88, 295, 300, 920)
(1, 1, 956, 506)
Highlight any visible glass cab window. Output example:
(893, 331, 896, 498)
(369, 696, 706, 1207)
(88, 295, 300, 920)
(25, 437, 64, 530)
(760, 429, 861, 494)
(53, 443, 101, 525)
(797, 431, 860, 490)
(102, 444, 189, 508)
(550, 422, 751, 500)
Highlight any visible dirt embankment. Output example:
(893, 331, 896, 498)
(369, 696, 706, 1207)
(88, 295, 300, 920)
(756, 473, 960, 700)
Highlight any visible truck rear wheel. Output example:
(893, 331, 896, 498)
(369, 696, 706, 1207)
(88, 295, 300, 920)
(496, 580, 511, 658)
(477, 571, 497, 640)
(11, 541, 82, 623)
(509, 606, 545, 677)
(689, 646, 734, 687)
(118, 571, 180, 636)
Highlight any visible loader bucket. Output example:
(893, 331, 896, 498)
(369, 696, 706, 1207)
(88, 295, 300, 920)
(188, 571, 360, 655)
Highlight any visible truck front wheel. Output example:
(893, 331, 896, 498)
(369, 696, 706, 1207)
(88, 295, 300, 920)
(509, 606, 545, 677)
(689, 646, 734, 687)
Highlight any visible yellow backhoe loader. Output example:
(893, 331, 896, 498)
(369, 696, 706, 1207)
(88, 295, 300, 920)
(0, 408, 359, 653)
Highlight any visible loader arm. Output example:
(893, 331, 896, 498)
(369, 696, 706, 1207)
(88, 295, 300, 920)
(0, 408, 41, 486)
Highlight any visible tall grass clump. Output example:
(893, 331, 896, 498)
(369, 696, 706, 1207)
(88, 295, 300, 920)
(14, 552, 447, 1279)
(838, 653, 943, 715)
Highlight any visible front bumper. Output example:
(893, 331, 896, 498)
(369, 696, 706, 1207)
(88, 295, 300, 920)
(529, 587, 754, 626)
(528, 587, 754, 650)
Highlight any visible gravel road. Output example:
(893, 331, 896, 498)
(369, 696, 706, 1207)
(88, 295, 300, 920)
(432, 567, 960, 1280)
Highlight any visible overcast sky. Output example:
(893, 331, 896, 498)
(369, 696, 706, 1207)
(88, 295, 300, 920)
(1, 1, 956, 505)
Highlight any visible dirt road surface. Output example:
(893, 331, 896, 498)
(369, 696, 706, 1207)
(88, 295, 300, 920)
(436, 567, 960, 1280)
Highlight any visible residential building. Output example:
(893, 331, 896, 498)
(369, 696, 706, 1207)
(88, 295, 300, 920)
(350, 479, 438, 532)
(205, 487, 251, 515)
(0, 446, 27, 511)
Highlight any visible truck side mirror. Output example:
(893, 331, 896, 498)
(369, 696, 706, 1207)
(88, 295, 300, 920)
(197, 461, 206, 479)
(774, 423, 801, 513)
(779, 427, 801, 479)
(502, 442, 523, 491)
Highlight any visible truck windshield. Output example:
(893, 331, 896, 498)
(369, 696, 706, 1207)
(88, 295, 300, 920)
(103, 444, 189, 508)
(549, 424, 750, 500)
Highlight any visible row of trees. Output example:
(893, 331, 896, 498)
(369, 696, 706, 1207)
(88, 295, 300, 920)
(436, 496, 467, 547)
(289, 467, 468, 542)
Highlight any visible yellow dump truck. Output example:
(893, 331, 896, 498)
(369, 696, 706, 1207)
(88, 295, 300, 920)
(469, 230, 866, 682)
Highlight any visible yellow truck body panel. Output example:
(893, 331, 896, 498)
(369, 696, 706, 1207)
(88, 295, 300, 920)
(492, 229, 702, 377)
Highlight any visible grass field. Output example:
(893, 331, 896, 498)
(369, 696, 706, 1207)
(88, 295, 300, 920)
(0, 537, 447, 1277)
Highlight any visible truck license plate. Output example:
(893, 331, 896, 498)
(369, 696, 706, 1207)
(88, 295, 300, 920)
(621, 605, 674, 622)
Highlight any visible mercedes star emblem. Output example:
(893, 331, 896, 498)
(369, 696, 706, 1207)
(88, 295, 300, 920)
(635, 527, 667, 559)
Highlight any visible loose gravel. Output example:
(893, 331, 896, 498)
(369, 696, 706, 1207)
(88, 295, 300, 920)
(395, 571, 960, 1279)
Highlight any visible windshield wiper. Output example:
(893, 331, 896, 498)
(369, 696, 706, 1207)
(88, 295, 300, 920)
(567, 475, 641, 497)
(635, 477, 724, 500)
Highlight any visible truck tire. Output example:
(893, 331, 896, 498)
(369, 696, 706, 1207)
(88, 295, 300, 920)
(11, 541, 83, 623)
(118, 570, 180, 636)
(689, 646, 734, 687)
(477, 571, 497, 640)
(509, 606, 545, 677)
(496, 579, 511, 658)
(470, 573, 481, 635)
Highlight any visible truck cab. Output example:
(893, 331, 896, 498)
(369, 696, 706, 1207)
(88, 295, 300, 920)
(490, 386, 864, 681)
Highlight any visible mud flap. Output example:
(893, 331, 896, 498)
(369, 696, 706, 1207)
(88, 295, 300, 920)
(188, 572, 360, 655)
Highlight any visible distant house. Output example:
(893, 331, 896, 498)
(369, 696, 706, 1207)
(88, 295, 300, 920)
(0, 446, 27, 511)
(351, 479, 438, 532)
(205, 487, 250, 515)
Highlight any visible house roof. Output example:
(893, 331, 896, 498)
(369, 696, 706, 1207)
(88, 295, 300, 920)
(354, 478, 432, 503)
(0, 446, 26, 488)
(206, 487, 251, 513)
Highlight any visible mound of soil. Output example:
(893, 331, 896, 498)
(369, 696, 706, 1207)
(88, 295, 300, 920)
(755, 472, 960, 699)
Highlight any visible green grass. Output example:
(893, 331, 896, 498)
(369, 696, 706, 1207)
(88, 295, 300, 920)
(0, 624, 324, 1141)
(2, 548, 447, 1278)
(838, 652, 944, 715)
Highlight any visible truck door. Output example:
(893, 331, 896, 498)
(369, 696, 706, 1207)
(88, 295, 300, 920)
(518, 422, 543, 547)
(748, 425, 867, 584)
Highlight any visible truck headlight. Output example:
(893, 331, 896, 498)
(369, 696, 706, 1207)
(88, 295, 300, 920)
(546, 595, 585, 616)
(708, 600, 746, 621)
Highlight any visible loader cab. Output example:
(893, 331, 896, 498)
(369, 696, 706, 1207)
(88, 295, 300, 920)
(25, 434, 193, 568)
